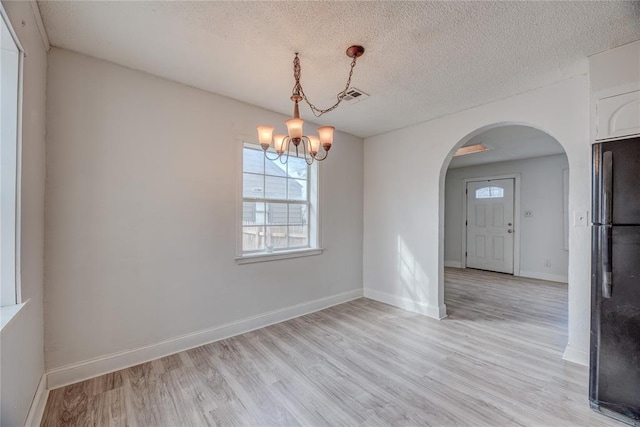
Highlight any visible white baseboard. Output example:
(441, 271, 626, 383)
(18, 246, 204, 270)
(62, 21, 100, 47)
(24, 373, 48, 427)
(444, 260, 462, 268)
(519, 270, 568, 284)
(562, 343, 589, 366)
(46, 289, 363, 390)
(364, 288, 447, 320)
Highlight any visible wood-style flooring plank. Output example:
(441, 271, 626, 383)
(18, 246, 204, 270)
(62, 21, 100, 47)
(41, 268, 622, 426)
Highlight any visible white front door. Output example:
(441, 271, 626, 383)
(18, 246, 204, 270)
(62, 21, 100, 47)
(466, 179, 515, 274)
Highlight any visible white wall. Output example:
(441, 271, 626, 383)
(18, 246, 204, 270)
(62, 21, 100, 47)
(445, 154, 569, 283)
(44, 48, 363, 381)
(364, 75, 591, 365)
(589, 40, 640, 98)
(0, 1, 47, 425)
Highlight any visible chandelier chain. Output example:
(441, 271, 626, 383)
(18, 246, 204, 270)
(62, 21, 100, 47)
(292, 53, 359, 118)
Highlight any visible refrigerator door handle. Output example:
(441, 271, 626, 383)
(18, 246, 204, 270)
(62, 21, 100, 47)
(602, 151, 613, 225)
(601, 225, 612, 299)
(601, 151, 613, 298)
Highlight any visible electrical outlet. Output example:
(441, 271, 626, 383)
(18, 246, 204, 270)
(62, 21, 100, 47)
(524, 210, 533, 217)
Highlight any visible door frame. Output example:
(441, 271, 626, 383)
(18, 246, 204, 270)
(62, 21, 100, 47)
(461, 173, 521, 276)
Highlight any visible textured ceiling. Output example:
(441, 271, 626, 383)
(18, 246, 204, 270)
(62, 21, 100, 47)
(448, 125, 566, 169)
(37, 1, 640, 138)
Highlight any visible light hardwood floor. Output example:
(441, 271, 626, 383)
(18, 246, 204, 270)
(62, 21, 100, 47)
(41, 268, 620, 426)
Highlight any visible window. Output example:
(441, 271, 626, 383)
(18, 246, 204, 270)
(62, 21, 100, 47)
(1, 10, 22, 307)
(475, 186, 504, 199)
(240, 143, 319, 258)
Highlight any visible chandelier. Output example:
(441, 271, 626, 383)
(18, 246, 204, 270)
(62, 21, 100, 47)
(257, 45, 365, 165)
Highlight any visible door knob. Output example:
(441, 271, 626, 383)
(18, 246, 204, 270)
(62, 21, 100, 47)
(508, 229, 513, 233)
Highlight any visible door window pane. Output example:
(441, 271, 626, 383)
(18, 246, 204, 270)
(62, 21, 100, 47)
(476, 186, 504, 199)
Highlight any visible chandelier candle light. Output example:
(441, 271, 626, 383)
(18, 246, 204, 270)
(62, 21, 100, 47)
(257, 45, 365, 165)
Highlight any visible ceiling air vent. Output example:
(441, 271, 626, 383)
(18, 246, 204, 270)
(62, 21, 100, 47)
(342, 87, 369, 105)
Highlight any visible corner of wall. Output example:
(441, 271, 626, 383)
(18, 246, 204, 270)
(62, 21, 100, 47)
(562, 343, 589, 366)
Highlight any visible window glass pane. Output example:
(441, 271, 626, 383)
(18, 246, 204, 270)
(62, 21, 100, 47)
(288, 225, 309, 248)
(267, 203, 288, 225)
(242, 226, 265, 252)
(265, 156, 287, 177)
(288, 204, 307, 225)
(242, 147, 264, 174)
(475, 186, 504, 199)
(243, 202, 265, 226)
(287, 179, 307, 201)
(266, 226, 288, 249)
(287, 156, 308, 180)
(265, 176, 287, 199)
(1, 16, 19, 306)
(243, 173, 264, 198)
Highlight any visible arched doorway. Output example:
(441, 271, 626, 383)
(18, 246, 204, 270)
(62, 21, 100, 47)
(439, 122, 570, 350)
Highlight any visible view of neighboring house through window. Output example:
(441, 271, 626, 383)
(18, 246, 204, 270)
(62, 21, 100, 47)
(241, 143, 317, 254)
(1, 11, 21, 306)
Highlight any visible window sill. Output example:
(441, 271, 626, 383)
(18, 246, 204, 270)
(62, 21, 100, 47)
(236, 248, 323, 265)
(0, 299, 28, 332)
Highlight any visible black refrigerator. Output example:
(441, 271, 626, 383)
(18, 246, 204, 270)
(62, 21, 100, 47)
(591, 136, 640, 426)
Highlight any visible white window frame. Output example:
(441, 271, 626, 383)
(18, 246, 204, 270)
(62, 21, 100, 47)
(236, 139, 322, 264)
(0, 3, 25, 327)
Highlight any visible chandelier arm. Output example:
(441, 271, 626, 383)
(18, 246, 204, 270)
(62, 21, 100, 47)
(300, 135, 307, 158)
(299, 136, 314, 165)
(263, 149, 281, 161)
(305, 135, 328, 163)
(278, 138, 291, 165)
(279, 152, 289, 165)
(293, 54, 360, 118)
(312, 149, 329, 162)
